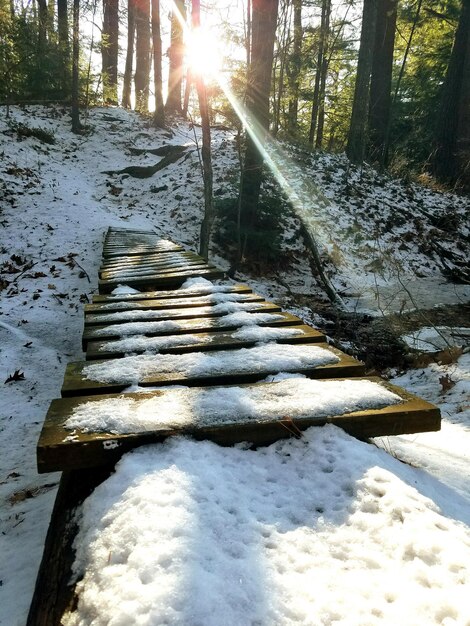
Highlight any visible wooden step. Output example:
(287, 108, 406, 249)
(84, 300, 281, 327)
(91, 283, 253, 303)
(100, 262, 213, 281)
(39, 377, 440, 473)
(81, 310, 301, 349)
(100, 250, 200, 270)
(85, 324, 325, 360)
(98, 267, 225, 293)
(61, 343, 365, 397)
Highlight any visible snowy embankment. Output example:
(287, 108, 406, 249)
(0, 106, 469, 625)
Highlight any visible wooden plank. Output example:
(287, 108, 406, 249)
(84, 300, 281, 328)
(103, 245, 184, 258)
(86, 324, 325, 359)
(99, 262, 212, 281)
(100, 250, 200, 269)
(38, 378, 440, 473)
(81, 310, 304, 349)
(85, 293, 264, 314)
(98, 268, 225, 293)
(85, 295, 268, 322)
(91, 284, 253, 303)
(61, 343, 365, 397)
(27, 467, 114, 626)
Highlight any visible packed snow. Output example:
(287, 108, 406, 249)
(401, 326, 470, 353)
(64, 377, 401, 433)
(0, 106, 468, 625)
(65, 432, 470, 626)
(94, 291, 257, 311)
(82, 343, 340, 384)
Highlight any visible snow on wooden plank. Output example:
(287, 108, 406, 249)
(85, 292, 262, 313)
(84, 300, 281, 326)
(100, 250, 200, 269)
(81, 311, 304, 349)
(91, 283, 253, 303)
(98, 267, 225, 293)
(85, 324, 325, 360)
(100, 262, 213, 281)
(61, 343, 365, 397)
(38, 378, 440, 473)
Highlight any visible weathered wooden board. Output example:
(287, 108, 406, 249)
(92, 284, 253, 304)
(100, 250, 200, 270)
(85, 293, 264, 315)
(61, 343, 365, 397)
(82, 311, 304, 349)
(27, 467, 112, 626)
(100, 254, 202, 273)
(98, 267, 225, 293)
(103, 244, 184, 258)
(100, 262, 213, 281)
(91, 283, 253, 304)
(84, 299, 280, 327)
(86, 324, 325, 360)
(38, 378, 440, 473)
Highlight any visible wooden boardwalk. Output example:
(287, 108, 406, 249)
(28, 227, 441, 625)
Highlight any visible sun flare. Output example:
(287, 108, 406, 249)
(186, 28, 223, 78)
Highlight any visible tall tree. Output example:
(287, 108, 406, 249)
(102, 0, 119, 104)
(134, 0, 150, 112)
(57, 0, 70, 97)
(309, 0, 330, 146)
(71, 0, 81, 132)
(287, 0, 302, 137)
(36, 0, 48, 47)
(151, 0, 165, 126)
(433, 0, 470, 186)
(346, 0, 378, 164)
(122, 0, 135, 108)
(315, 0, 331, 149)
(368, 0, 398, 165)
(191, 0, 214, 259)
(238, 0, 279, 260)
(166, 0, 185, 114)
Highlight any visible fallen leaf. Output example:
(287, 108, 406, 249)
(439, 374, 456, 394)
(4, 370, 25, 384)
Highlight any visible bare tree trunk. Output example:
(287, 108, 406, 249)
(191, 0, 214, 259)
(273, 2, 289, 136)
(433, 0, 470, 186)
(315, 0, 331, 149)
(182, 68, 192, 117)
(36, 0, 48, 47)
(71, 0, 81, 133)
(346, 0, 378, 164)
(286, 0, 302, 136)
(135, 0, 150, 112)
(238, 0, 279, 261)
(368, 0, 398, 166)
(102, 0, 119, 104)
(166, 0, 185, 114)
(151, 0, 165, 126)
(309, 0, 329, 146)
(122, 0, 135, 108)
(57, 0, 70, 97)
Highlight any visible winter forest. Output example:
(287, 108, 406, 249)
(1, 1, 470, 625)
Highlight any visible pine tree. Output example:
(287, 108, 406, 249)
(152, 0, 165, 126)
(166, 0, 185, 114)
(134, 0, 150, 112)
(102, 0, 119, 104)
(122, 0, 135, 109)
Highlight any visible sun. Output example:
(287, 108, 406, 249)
(186, 27, 223, 79)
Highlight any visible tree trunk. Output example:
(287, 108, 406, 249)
(433, 0, 470, 186)
(315, 0, 331, 149)
(102, 0, 119, 104)
(134, 0, 151, 112)
(71, 0, 81, 133)
(287, 0, 301, 137)
(238, 0, 279, 260)
(368, 0, 398, 166)
(37, 0, 48, 46)
(166, 0, 185, 114)
(151, 0, 165, 126)
(309, 0, 328, 146)
(191, 0, 214, 259)
(57, 0, 70, 98)
(346, 0, 378, 164)
(122, 0, 135, 108)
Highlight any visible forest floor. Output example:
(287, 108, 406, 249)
(0, 106, 469, 625)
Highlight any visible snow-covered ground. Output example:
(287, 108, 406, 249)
(0, 106, 469, 625)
